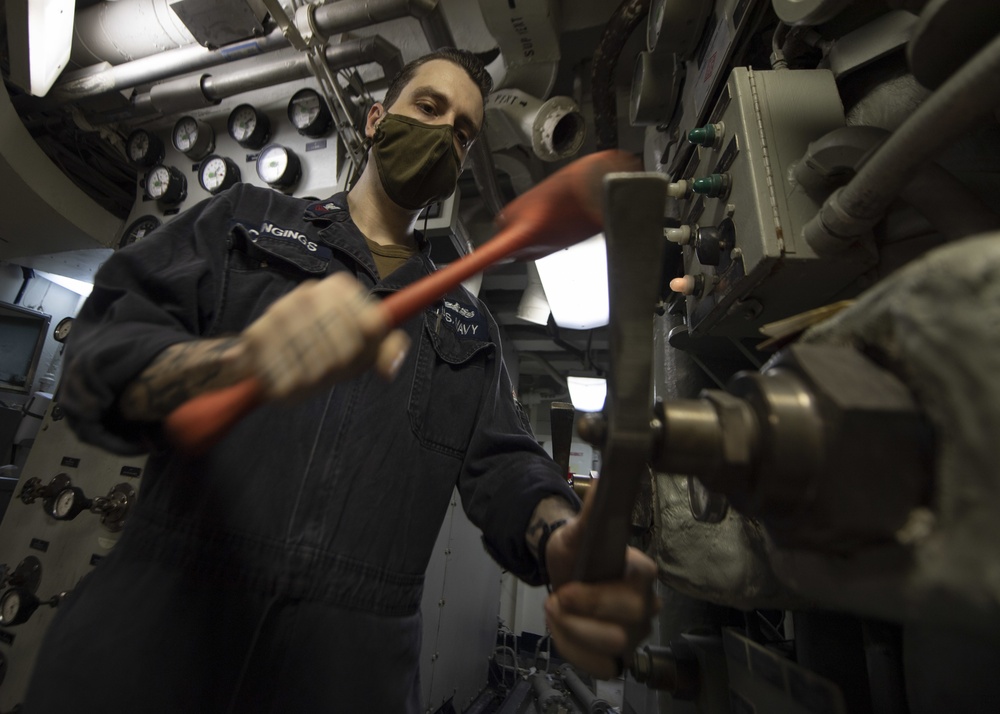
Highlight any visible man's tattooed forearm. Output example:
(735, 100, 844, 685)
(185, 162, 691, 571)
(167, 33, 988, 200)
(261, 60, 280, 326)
(119, 338, 242, 420)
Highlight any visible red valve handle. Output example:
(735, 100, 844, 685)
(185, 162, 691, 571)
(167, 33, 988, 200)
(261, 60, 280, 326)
(163, 150, 640, 456)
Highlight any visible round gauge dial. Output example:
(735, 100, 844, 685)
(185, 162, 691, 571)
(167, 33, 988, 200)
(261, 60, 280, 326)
(125, 129, 164, 168)
(120, 215, 162, 248)
(51, 487, 89, 520)
(54, 316, 74, 343)
(0, 587, 38, 627)
(198, 155, 241, 195)
(228, 104, 271, 149)
(256, 144, 301, 189)
(172, 116, 215, 159)
(145, 165, 187, 205)
(287, 89, 332, 138)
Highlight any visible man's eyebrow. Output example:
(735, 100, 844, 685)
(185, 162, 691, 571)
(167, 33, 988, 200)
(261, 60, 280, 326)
(410, 85, 482, 136)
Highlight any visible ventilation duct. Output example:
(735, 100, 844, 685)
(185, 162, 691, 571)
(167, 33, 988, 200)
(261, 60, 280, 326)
(478, 0, 561, 99)
(484, 89, 586, 162)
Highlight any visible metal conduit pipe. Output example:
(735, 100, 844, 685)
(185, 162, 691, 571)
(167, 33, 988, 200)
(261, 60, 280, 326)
(311, 0, 439, 34)
(68, 0, 505, 215)
(558, 664, 611, 713)
(135, 37, 402, 117)
(803, 30, 1000, 254)
(52, 28, 289, 102)
(57, 0, 439, 102)
(794, 125, 1000, 242)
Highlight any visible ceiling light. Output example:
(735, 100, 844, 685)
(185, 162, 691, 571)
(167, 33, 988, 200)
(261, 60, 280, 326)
(6, 0, 75, 97)
(535, 234, 608, 330)
(567, 376, 607, 412)
(516, 262, 551, 326)
(35, 271, 94, 297)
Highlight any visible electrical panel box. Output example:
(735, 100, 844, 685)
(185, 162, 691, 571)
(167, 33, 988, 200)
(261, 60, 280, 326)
(676, 68, 877, 338)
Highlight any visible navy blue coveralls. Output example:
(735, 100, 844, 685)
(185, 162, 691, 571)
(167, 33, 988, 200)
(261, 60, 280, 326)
(24, 185, 577, 713)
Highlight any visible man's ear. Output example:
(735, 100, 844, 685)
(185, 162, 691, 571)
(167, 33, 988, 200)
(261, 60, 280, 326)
(365, 102, 385, 139)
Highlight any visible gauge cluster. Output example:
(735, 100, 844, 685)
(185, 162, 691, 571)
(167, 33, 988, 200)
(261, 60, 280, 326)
(119, 84, 342, 243)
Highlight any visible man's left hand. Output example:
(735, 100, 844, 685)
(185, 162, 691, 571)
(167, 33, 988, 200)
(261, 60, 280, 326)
(542, 491, 661, 679)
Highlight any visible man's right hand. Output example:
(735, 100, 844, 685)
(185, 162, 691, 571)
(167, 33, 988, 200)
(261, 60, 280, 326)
(120, 273, 409, 422)
(238, 272, 410, 400)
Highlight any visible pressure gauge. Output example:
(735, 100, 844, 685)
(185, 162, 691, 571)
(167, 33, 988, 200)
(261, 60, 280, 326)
(255, 144, 301, 189)
(198, 155, 241, 195)
(172, 116, 215, 159)
(120, 215, 162, 248)
(50, 486, 91, 521)
(54, 317, 74, 343)
(287, 88, 332, 137)
(126, 128, 164, 168)
(0, 587, 40, 627)
(228, 104, 270, 149)
(145, 165, 187, 205)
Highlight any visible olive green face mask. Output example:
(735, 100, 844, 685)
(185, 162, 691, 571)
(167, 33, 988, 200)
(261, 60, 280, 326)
(371, 113, 461, 210)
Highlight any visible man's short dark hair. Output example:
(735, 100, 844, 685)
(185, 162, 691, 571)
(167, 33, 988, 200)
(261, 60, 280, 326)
(382, 48, 493, 111)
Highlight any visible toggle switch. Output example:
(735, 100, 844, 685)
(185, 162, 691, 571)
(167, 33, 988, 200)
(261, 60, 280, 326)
(687, 122, 724, 148)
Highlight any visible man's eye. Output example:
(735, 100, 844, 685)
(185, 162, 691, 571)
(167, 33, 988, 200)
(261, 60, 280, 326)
(418, 103, 435, 115)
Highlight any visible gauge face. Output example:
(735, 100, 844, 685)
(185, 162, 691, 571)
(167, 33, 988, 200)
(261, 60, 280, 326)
(228, 104, 270, 149)
(146, 166, 172, 200)
(172, 117, 199, 152)
(54, 317, 73, 343)
(258, 146, 287, 183)
(287, 89, 331, 137)
(289, 91, 320, 128)
(0, 590, 21, 625)
(230, 106, 258, 142)
(199, 155, 240, 194)
(53, 488, 77, 518)
(256, 144, 300, 189)
(128, 130, 149, 161)
(145, 165, 186, 205)
(172, 116, 214, 159)
(126, 129, 164, 168)
(120, 215, 162, 248)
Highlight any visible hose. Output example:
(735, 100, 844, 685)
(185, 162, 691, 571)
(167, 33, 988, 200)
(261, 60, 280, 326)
(803, 31, 1000, 253)
(592, 0, 651, 150)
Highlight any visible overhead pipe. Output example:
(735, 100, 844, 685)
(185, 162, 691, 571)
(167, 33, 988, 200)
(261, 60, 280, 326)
(65, 0, 506, 216)
(132, 37, 403, 117)
(58, 0, 449, 102)
(71, 0, 198, 66)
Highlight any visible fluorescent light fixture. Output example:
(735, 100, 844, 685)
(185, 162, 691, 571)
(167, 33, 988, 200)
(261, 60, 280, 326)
(567, 376, 607, 412)
(516, 262, 551, 326)
(35, 271, 94, 298)
(535, 234, 608, 330)
(6, 0, 75, 97)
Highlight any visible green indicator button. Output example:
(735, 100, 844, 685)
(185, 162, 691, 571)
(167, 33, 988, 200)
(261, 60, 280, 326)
(688, 124, 718, 146)
(692, 174, 727, 197)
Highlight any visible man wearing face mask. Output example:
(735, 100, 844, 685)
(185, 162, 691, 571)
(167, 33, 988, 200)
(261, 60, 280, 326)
(25, 49, 658, 713)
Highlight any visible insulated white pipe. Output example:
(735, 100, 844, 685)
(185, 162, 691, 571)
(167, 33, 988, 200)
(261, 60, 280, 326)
(71, 0, 196, 66)
(485, 89, 586, 162)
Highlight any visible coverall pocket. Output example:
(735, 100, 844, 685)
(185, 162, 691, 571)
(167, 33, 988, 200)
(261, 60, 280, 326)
(407, 309, 493, 457)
